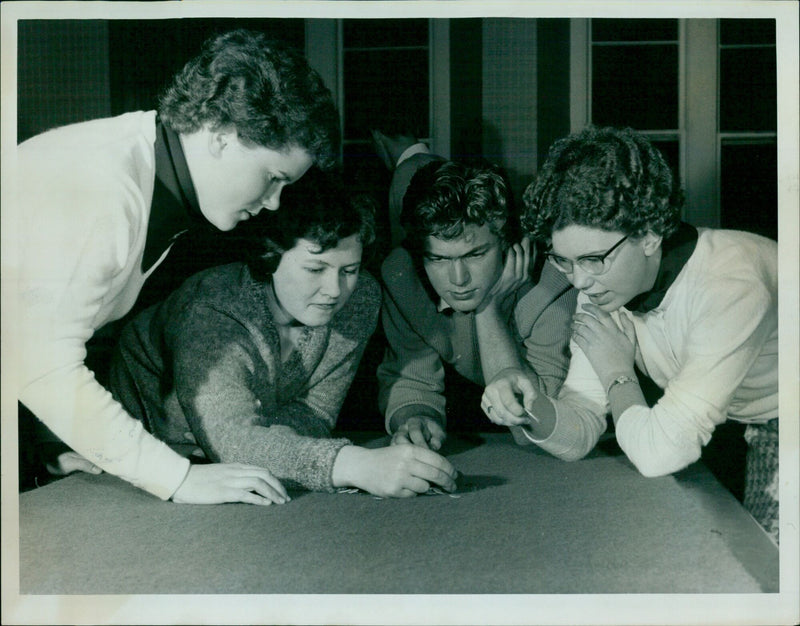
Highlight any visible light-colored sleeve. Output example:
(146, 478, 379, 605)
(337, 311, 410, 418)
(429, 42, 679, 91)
(519, 333, 609, 461)
(377, 284, 447, 432)
(615, 275, 777, 477)
(16, 161, 190, 500)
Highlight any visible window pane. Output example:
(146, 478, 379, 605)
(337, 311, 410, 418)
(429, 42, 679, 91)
(719, 47, 776, 132)
(344, 18, 428, 48)
(592, 45, 678, 129)
(592, 19, 677, 42)
(720, 142, 777, 240)
(344, 48, 429, 139)
(720, 19, 775, 45)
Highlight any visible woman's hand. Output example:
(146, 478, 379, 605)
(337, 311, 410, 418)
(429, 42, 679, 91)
(481, 367, 539, 427)
(333, 444, 458, 498)
(46, 451, 102, 477)
(571, 303, 637, 389)
(171, 463, 290, 506)
(391, 416, 446, 450)
(478, 237, 532, 314)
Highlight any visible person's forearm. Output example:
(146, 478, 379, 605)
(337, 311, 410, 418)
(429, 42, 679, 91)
(475, 303, 529, 384)
(604, 373, 648, 425)
(20, 367, 190, 500)
(331, 445, 365, 488)
(519, 393, 607, 462)
(196, 418, 350, 492)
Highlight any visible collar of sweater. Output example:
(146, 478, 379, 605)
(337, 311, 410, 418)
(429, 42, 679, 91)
(626, 222, 698, 313)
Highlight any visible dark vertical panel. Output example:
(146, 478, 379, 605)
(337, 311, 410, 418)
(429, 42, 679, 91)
(718, 19, 777, 240)
(720, 143, 777, 240)
(719, 47, 776, 132)
(536, 19, 571, 170)
(17, 20, 111, 142)
(449, 19, 483, 161)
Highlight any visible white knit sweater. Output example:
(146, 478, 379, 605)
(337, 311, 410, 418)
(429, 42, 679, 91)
(15, 111, 190, 499)
(525, 228, 778, 477)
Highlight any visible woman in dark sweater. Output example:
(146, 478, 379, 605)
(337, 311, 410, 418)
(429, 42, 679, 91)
(110, 169, 457, 498)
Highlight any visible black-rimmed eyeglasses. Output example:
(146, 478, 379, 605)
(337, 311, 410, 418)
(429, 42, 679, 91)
(545, 235, 629, 275)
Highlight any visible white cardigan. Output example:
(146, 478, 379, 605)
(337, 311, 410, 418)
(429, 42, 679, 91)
(15, 111, 190, 499)
(525, 228, 778, 477)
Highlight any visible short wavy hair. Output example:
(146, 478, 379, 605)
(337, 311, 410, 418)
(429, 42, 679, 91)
(245, 168, 376, 281)
(401, 160, 514, 255)
(158, 29, 340, 168)
(522, 126, 683, 242)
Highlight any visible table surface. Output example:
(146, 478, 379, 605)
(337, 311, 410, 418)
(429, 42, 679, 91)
(18, 432, 778, 594)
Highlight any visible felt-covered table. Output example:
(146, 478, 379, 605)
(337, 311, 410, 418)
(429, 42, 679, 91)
(18, 432, 778, 594)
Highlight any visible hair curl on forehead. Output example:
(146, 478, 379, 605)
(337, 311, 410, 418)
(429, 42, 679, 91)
(400, 160, 514, 255)
(521, 126, 683, 243)
(245, 168, 376, 281)
(158, 29, 340, 168)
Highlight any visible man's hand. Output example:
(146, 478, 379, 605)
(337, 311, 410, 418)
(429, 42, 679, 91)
(478, 237, 533, 314)
(481, 367, 539, 427)
(391, 416, 446, 450)
(171, 463, 290, 506)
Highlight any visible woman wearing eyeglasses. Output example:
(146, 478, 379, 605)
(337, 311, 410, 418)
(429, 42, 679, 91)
(481, 126, 779, 542)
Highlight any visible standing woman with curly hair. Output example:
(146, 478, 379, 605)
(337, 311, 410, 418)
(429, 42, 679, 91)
(16, 29, 339, 505)
(482, 127, 779, 542)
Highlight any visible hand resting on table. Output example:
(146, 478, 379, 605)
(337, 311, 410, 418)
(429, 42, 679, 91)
(332, 444, 458, 498)
(172, 463, 290, 505)
(49, 450, 290, 506)
(47, 451, 103, 477)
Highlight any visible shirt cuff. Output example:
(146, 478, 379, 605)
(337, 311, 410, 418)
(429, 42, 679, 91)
(385, 402, 445, 434)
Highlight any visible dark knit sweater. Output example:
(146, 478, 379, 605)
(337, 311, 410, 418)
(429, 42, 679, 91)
(110, 263, 381, 492)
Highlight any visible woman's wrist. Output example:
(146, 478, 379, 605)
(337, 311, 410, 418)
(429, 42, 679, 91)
(331, 445, 361, 488)
(606, 373, 639, 396)
(601, 370, 637, 394)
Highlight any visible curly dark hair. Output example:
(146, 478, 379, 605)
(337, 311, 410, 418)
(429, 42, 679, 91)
(400, 160, 515, 255)
(245, 168, 376, 281)
(522, 126, 684, 242)
(158, 29, 340, 168)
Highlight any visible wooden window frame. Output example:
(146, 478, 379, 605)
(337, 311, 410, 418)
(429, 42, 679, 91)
(571, 18, 723, 227)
